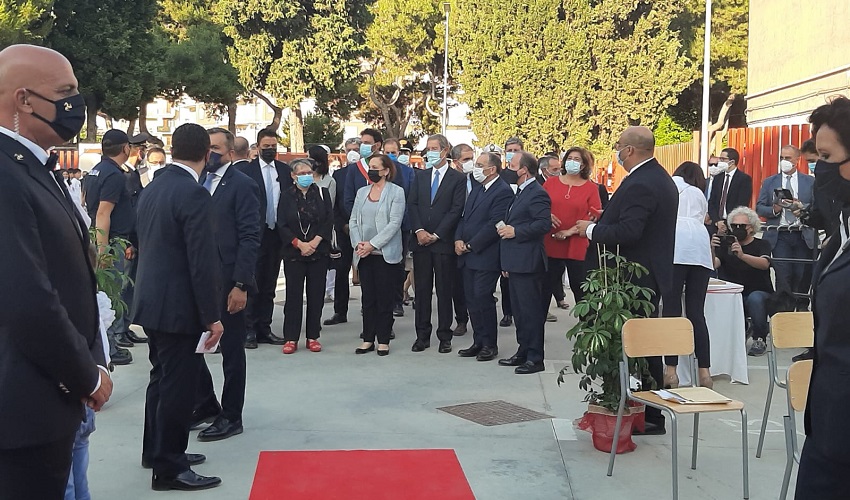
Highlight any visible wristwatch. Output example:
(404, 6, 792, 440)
(234, 282, 246, 291)
(465, 242, 472, 253)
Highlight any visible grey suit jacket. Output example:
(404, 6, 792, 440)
(755, 172, 816, 249)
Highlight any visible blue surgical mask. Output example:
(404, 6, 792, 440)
(564, 160, 582, 175)
(359, 143, 373, 159)
(397, 154, 410, 165)
(387, 153, 398, 161)
(426, 150, 442, 168)
(505, 152, 515, 164)
(615, 148, 625, 167)
(808, 161, 817, 174)
(296, 174, 314, 188)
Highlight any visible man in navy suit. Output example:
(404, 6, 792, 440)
(455, 152, 514, 361)
(235, 129, 291, 348)
(755, 144, 816, 309)
(449, 143, 475, 335)
(707, 147, 753, 227)
(496, 152, 552, 374)
(383, 137, 414, 318)
(575, 126, 678, 435)
(192, 128, 261, 442)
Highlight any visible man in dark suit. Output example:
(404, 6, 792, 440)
(192, 128, 261, 442)
(383, 137, 415, 318)
(235, 128, 291, 348)
(499, 137, 525, 327)
(0, 44, 112, 500)
(496, 152, 552, 374)
(576, 126, 679, 435)
(449, 143, 475, 335)
(133, 123, 223, 491)
(707, 147, 753, 227)
(408, 134, 467, 353)
(455, 152, 515, 361)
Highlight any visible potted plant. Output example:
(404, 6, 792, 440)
(558, 246, 656, 453)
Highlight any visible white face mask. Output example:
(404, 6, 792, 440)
(472, 166, 488, 183)
(461, 160, 474, 174)
(717, 161, 730, 172)
(779, 159, 795, 174)
(346, 150, 361, 164)
(708, 165, 722, 177)
(564, 160, 582, 176)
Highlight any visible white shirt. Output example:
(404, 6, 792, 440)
(261, 159, 281, 221)
(780, 171, 799, 225)
(206, 163, 229, 196)
(483, 176, 499, 191)
(719, 167, 738, 218)
(430, 163, 449, 189)
(172, 161, 200, 182)
(672, 176, 713, 269)
(586, 157, 654, 240)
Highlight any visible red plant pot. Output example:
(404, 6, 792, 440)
(577, 403, 646, 454)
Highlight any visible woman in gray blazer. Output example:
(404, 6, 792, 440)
(349, 154, 406, 355)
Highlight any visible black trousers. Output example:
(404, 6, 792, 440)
(664, 264, 711, 368)
(796, 438, 850, 500)
(500, 275, 512, 316)
(546, 257, 567, 304)
(246, 228, 282, 338)
(332, 227, 353, 317)
(508, 271, 546, 363)
(360, 255, 400, 344)
(143, 329, 203, 477)
(196, 279, 248, 421)
(773, 232, 814, 309)
(464, 267, 501, 348)
(0, 433, 75, 500)
(413, 250, 456, 343)
(453, 265, 469, 324)
(645, 285, 667, 426)
(283, 257, 328, 341)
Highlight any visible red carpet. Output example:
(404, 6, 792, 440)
(249, 449, 476, 499)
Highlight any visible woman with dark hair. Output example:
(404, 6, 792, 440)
(796, 96, 850, 497)
(307, 145, 336, 205)
(543, 146, 601, 311)
(663, 161, 714, 388)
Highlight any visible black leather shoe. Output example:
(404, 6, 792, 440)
(125, 330, 148, 343)
(498, 355, 526, 367)
(142, 453, 206, 469)
(438, 341, 452, 353)
(514, 361, 545, 374)
(198, 417, 243, 442)
(323, 314, 348, 326)
(390, 330, 396, 340)
(499, 315, 513, 327)
(633, 421, 666, 436)
(411, 341, 430, 352)
(257, 332, 286, 345)
(792, 348, 814, 362)
(189, 403, 221, 430)
(244, 332, 258, 349)
(355, 343, 375, 354)
(152, 469, 221, 491)
(393, 305, 404, 317)
(377, 348, 389, 356)
(476, 346, 499, 361)
(115, 332, 134, 348)
(453, 323, 467, 336)
(111, 348, 133, 365)
(458, 344, 482, 357)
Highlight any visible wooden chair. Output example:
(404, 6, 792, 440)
(756, 312, 814, 458)
(608, 318, 749, 500)
(779, 359, 813, 500)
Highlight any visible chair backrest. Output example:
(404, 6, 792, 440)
(787, 359, 813, 412)
(770, 312, 814, 349)
(622, 318, 694, 358)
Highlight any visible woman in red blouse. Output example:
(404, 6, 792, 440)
(543, 147, 602, 309)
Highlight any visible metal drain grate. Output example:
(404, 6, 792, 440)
(437, 400, 553, 426)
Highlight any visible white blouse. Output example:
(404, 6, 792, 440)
(673, 176, 714, 270)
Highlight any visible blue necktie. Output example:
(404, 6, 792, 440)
(203, 172, 215, 193)
(466, 177, 472, 195)
(431, 169, 440, 204)
(264, 165, 276, 229)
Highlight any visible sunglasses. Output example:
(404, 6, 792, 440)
(730, 223, 748, 230)
(708, 163, 718, 167)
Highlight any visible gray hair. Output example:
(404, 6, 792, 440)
(427, 133, 451, 151)
(344, 137, 361, 147)
(450, 143, 473, 160)
(505, 136, 524, 149)
(727, 206, 761, 232)
(290, 158, 314, 174)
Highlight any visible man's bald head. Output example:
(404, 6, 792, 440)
(233, 136, 250, 159)
(0, 45, 81, 149)
(616, 126, 655, 171)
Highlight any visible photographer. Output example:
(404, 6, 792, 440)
(711, 206, 774, 356)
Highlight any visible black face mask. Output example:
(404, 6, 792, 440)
(205, 152, 224, 173)
(367, 170, 383, 183)
(731, 227, 748, 242)
(26, 89, 86, 141)
(260, 148, 277, 163)
(815, 158, 850, 202)
(501, 167, 520, 185)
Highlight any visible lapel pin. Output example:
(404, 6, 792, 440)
(14, 153, 23, 161)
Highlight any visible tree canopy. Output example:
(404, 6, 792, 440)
(0, 0, 53, 47)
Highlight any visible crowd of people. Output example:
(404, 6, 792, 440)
(3, 43, 850, 499)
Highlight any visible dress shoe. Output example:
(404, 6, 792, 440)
(393, 304, 404, 317)
(390, 330, 396, 340)
(115, 332, 134, 348)
(152, 469, 221, 491)
(111, 348, 133, 365)
(632, 421, 666, 436)
(323, 314, 347, 326)
(453, 323, 467, 336)
(458, 344, 482, 357)
(142, 453, 206, 469)
(515, 361, 545, 374)
(476, 346, 499, 362)
(257, 332, 286, 345)
(244, 332, 258, 349)
(355, 343, 375, 354)
(438, 341, 452, 353)
(499, 315, 513, 327)
(125, 330, 149, 343)
(498, 355, 526, 367)
(792, 348, 814, 362)
(546, 312, 558, 322)
(377, 346, 390, 356)
(197, 417, 243, 442)
(411, 341, 430, 352)
(190, 403, 221, 430)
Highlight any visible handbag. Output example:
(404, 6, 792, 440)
(318, 187, 342, 259)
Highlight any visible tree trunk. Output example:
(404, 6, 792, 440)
(84, 94, 98, 141)
(138, 103, 151, 136)
(288, 106, 304, 153)
(709, 93, 736, 153)
(227, 101, 238, 134)
(126, 118, 136, 136)
(251, 90, 282, 132)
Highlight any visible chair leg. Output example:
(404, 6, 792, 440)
(741, 409, 750, 499)
(756, 358, 775, 458)
(671, 413, 679, 500)
(692, 413, 700, 470)
(779, 415, 794, 500)
(607, 398, 627, 476)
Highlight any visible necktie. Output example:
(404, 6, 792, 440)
(785, 175, 797, 224)
(264, 165, 276, 229)
(203, 172, 216, 193)
(466, 177, 472, 196)
(430, 169, 440, 204)
(45, 153, 58, 171)
(719, 174, 730, 217)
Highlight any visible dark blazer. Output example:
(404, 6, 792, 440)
(122, 163, 144, 208)
(708, 168, 753, 223)
(202, 164, 262, 293)
(0, 133, 105, 448)
(500, 180, 551, 274)
(408, 165, 467, 254)
(586, 159, 678, 299)
(132, 165, 221, 334)
(235, 158, 292, 229)
(276, 184, 334, 261)
(456, 178, 515, 272)
(755, 172, 816, 249)
(597, 182, 610, 209)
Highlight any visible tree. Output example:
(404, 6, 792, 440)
(215, 0, 370, 152)
(302, 112, 344, 150)
(0, 0, 53, 48)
